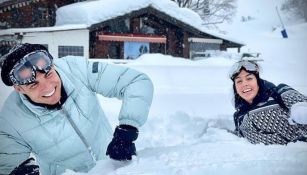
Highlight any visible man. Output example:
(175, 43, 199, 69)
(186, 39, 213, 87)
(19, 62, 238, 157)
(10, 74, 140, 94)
(0, 43, 153, 175)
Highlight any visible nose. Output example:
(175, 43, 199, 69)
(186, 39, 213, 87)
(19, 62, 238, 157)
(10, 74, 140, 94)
(35, 72, 49, 89)
(242, 79, 248, 86)
(35, 72, 46, 82)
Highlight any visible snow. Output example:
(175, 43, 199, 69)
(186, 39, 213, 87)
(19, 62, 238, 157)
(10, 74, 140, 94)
(61, 18, 307, 174)
(0, 24, 88, 35)
(55, 0, 201, 27)
(1, 0, 307, 174)
(289, 102, 307, 125)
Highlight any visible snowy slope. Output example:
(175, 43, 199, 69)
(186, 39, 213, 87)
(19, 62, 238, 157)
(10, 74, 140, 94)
(218, 0, 307, 91)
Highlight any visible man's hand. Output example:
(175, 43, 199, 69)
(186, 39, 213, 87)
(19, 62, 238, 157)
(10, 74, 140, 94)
(106, 125, 139, 161)
(9, 158, 39, 175)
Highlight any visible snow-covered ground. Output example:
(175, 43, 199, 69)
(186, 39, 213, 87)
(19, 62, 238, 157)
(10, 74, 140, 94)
(63, 23, 307, 175)
(1, 0, 307, 174)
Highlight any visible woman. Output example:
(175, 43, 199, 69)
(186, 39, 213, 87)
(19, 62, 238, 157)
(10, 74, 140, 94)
(230, 60, 307, 145)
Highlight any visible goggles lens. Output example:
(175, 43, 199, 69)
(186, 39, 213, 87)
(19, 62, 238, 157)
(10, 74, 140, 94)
(9, 50, 53, 85)
(229, 60, 259, 80)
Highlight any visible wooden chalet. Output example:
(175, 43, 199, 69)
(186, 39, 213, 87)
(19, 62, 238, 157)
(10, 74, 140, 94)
(88, 6, 243, 59)
(0, 0, 244, 59)
(0, 0, 86, 29)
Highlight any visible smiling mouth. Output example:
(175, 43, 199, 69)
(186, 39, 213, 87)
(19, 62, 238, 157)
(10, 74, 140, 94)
(43, 88, 56, 97)
(243, 88, 252, 93)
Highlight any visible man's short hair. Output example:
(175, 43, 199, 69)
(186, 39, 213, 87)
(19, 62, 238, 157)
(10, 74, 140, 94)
(0, 43, 48, 86)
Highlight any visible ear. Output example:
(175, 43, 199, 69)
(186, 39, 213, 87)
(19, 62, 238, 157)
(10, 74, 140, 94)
(13, 85, 25, 93)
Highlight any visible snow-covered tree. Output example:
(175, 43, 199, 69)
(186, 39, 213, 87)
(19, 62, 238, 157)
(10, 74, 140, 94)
(281, 0, 307, 22)
(171, 0, 237, 26)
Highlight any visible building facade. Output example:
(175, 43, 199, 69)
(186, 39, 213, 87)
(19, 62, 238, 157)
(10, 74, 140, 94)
(88, 6, 242, 59)
(0, 0, 83, 29)
(0, 1, 243, 59)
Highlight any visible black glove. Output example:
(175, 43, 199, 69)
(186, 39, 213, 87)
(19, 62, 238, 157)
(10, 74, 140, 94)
(106, 125, 139, 161)
(9, 158, 39, 175)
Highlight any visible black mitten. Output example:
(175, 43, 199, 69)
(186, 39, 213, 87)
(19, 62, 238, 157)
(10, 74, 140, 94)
(106, 125, 139, 161)
(9, 158, 39, 175)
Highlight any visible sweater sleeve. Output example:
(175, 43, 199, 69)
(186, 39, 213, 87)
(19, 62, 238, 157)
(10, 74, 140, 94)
(233, 111, 244, 137)
(276, 84, 307, 109)
(0, 118, 31, 175)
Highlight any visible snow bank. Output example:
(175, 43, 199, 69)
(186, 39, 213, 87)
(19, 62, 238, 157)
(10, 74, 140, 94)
(56, 0, 200, 27)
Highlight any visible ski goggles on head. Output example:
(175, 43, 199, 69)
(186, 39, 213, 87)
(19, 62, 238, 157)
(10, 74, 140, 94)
(9, 50, 53, 85)
(229, 60, 259, 80)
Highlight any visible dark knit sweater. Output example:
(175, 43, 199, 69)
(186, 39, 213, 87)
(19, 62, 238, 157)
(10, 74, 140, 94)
(233, 79, 307, 145)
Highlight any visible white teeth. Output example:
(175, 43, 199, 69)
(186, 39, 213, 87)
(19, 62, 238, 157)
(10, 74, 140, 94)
(43, 88, 55, 97)
(243, 88, 252, 93)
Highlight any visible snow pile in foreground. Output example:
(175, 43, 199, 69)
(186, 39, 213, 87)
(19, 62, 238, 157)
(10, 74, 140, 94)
(62, 19, 307, 174)
(63, 111, 307, 175)
(62, 47, 307, 175)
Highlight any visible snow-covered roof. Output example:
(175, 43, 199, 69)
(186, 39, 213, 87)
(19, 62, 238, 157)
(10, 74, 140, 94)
(0, 24, 88, 36)
(56, 0, 244, 45)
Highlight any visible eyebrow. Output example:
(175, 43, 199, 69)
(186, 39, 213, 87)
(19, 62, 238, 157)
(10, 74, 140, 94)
(235, 73, 253, 79)
(25, 81, 38, 87)
(246, 73, 253, 77)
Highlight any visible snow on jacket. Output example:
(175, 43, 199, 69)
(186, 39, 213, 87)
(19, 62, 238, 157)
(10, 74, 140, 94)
(0, 56, 153, 175)
(233, 79, 307, 145)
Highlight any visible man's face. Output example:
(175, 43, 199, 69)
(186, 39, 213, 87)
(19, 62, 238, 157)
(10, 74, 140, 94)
(14, 67, 62, 105)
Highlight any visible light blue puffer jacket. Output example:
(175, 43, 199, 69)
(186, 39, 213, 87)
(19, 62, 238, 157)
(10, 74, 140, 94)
(0, 56, 153, 175)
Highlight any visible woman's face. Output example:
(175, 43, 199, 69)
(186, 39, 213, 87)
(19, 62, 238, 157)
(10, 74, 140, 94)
(234, 69, 259, 104)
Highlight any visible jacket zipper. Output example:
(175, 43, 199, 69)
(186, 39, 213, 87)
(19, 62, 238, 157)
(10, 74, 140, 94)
(61, 107, 97, 164)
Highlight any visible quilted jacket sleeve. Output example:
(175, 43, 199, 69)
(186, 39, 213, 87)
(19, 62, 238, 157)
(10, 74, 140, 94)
(64, 57, 154, 128)
(0, 118, 31, 175)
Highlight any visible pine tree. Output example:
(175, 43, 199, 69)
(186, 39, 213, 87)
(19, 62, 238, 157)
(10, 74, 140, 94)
(171, 0, 237, 26)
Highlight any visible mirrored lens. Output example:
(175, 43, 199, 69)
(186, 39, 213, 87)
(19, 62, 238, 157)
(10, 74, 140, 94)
(17, 66, 33, 80)
(11, 62, 35, 85)
(241, 61, 258, 72)
(26, 51, 52, 70)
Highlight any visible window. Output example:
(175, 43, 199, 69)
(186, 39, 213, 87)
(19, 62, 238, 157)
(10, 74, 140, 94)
(58, 46, 84, 58)
(11, 8, 22, 27)
(104, 19, 129, 33)
(190, 42, 220, 52)
(140, 17, 156, 34)
(38, 7, 48, 20)
(189, 42, 220, 59)
(109, 42, 121, 59)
